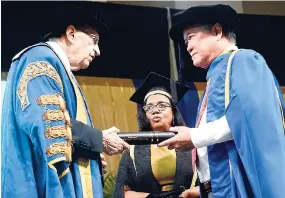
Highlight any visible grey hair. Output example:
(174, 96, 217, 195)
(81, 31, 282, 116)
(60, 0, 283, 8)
(196, 24, 237, 45)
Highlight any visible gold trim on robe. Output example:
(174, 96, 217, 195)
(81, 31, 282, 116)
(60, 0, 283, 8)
(43, 110, 65, 121)
(46, 142, 72, 162)
(66, 70, 94, 198)
(37, 94, 66, 110)
(45, 126, 72, 141)
(150, 145, 176, 187)
(17, 61, 63, 110)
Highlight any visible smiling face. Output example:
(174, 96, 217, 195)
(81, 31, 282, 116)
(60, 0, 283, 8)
(183, 24, 223, 69)
(144, 94, 173, 131)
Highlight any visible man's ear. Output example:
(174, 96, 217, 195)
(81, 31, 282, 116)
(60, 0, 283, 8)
(211, 23, 223, 40)
(65, 25, 76, 43)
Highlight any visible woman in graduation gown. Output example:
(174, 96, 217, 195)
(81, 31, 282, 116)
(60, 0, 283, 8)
(114, 72, 200, 198)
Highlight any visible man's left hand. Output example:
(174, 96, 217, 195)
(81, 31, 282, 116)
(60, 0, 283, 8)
(158, 126, 195, 152)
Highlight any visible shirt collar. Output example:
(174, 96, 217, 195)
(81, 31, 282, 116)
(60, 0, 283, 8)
(46, 41, 71, 72)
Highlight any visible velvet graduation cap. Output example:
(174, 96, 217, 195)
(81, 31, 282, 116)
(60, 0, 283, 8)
(130, 72, 190, 105)
(169, 4, 240, 41)
(169, 4, 240, 85)
(41, 6, 108, 41)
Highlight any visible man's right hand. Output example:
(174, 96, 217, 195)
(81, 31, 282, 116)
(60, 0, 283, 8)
(158, 126, 194, 152)
(102, 126, 130, 156)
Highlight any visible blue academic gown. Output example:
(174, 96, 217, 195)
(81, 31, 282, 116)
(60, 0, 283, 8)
(198, 49, 285, 198)
(1, 43, 103, 198)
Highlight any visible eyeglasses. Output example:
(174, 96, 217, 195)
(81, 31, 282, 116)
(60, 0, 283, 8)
(143, 102, 171, 113)
(77, 28, 99, 45)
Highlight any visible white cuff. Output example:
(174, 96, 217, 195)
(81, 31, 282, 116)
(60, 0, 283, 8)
(190, 115, 232, 148)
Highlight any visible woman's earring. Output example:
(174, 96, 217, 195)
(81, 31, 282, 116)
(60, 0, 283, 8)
(172, 119, 175, 127)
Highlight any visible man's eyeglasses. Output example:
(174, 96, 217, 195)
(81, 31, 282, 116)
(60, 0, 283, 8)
(77, 28, 99, 45)
(143, 102, 171, 113)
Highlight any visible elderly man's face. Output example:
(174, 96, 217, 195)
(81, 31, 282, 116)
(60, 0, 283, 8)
(67, 26, 100, 71)
(183, 25, 220, 69)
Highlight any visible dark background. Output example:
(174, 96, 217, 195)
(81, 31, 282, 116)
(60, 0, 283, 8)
(2, 1, 285, 84)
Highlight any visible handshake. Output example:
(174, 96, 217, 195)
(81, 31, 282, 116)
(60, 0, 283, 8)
(102, 126, 130, 156)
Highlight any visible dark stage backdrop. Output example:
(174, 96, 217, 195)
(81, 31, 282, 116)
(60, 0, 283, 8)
(2, 1, 285, 85)
(1, 1, 170, 79)
(170, 9, 285, 85)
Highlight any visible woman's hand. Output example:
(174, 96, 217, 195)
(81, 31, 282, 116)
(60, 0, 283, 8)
(179, 186, 200, 198)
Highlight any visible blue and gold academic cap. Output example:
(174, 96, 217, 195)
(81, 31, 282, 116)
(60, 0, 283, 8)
(129, 72, 190, 105)
(41, 6, 108, 41)
(169, 4, 240, 41)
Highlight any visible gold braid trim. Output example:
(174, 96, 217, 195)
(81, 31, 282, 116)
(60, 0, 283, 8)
(43, 109, 72, 162)
(63, 109, 71, 126)
(37, 94, 66, 110)
(43, 110, 65, 121)
(46, 142, 72, 162)
(45, 126, 72, 141)
(42, 109, 71, 125)
(17, 61, 63, 110)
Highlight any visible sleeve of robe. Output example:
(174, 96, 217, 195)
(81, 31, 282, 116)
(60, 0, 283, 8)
(14, 59, 73, 197)
(225, 49, 285, 198)
(113, 150, 138, 198)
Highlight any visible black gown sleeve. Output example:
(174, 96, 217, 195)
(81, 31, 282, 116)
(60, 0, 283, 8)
(113, 150, 137, 198)
(71, 119, 103, 160)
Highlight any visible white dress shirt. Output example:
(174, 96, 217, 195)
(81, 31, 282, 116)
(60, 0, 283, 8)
(190, 46, 238, 184)
(189, 107, 232, 198)
(190, 110, 232, 198)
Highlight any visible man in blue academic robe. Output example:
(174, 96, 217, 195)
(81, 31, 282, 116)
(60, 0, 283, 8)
(159, 4, 285, 198)
(1, 7, 129, 198)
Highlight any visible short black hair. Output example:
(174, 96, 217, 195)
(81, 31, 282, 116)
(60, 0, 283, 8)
(201, 24, 236, 44)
